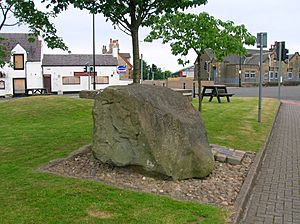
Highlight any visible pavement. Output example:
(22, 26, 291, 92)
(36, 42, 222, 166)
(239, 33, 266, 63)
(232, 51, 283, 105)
(229, 86, 300, 102)
(241, 100, 300, 223)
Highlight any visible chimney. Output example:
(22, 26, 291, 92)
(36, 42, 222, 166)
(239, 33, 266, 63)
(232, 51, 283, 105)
(102, 45, 107, 54)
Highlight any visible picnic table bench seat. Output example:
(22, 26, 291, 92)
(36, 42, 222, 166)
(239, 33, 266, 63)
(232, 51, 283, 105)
(201, 85, 234, 103)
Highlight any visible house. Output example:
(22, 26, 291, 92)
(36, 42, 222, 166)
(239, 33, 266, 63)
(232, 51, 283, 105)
(0, 33, 43, 97)
(42, 54, 131, 94)
(102, 39, 133, 80)
(0, 33, 132, 97)
(194, 46, 300, 86)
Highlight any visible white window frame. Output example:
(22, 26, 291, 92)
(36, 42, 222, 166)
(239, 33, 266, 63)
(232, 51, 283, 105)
(62, 76, 80, 85)
(245, 71, 250, 78)
(269, 71, 274, 79)
(250, 71, 256, 79)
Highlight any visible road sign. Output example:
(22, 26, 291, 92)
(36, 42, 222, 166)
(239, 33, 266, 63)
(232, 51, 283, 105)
(257, 32, 267, 48)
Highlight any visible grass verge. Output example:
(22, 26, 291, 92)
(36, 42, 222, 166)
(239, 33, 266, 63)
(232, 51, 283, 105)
(0, 96, 226, 224)
(193, 97, 279, 152)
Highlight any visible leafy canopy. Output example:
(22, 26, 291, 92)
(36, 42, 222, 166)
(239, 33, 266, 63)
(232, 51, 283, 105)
(146, 12, 256, 64)
(2, 0, 68, 50)
(46, 0, 208, 83)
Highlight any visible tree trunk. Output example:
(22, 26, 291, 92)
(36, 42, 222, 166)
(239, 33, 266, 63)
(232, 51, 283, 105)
(131, 28, 140, 83)
(197, 54, 202, 112)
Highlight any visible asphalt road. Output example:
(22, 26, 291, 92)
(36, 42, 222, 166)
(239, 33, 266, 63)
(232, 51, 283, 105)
(228, 86, 300, 102)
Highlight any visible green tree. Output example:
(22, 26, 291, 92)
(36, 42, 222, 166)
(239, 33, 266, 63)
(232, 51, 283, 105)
(49, 0, 208, 83)
(146, 12, 256, 111)
(140, 59, 171, 80)
(0, 0, 68, 67)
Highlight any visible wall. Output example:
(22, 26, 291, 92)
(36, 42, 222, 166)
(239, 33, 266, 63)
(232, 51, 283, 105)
(27, 62, 43, 89)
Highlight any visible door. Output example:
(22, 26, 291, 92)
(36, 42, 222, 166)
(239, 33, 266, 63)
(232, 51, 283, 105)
(13, 78, 26, 96)
(43, 75, 51, 93)
(213, 66, 217, 81)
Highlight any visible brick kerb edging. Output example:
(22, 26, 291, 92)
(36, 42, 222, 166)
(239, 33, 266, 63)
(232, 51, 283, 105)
(231, 101, 282, 224)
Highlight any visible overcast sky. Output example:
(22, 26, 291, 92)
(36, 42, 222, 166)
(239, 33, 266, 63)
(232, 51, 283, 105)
(2, 0, 299, 72)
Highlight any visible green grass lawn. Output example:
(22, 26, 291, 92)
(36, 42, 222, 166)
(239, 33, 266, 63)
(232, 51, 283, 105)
(0, 96, 226, 224)
(193, 97, 279, 152)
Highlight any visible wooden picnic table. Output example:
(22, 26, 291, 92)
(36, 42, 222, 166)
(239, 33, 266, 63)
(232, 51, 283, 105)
(25, 88, 48, 96)
(201, 85, 234, 103)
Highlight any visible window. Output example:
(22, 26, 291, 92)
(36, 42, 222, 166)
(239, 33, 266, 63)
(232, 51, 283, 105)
(62, 76, 80, 85)
(0, 80, 5, 89)
(13, 54, 24, 70)
(95, 76, 109, 84)
(245, 71, 250, 78)
(269, 71, 274, 79)
(288, 72, 293, 79)
(0, 71, 5, 78)
(274, 72, 278, 79)
(245, 71, 256, 79)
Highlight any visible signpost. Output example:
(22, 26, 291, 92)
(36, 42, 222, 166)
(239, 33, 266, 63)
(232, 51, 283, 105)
(257, 32, 267, 123)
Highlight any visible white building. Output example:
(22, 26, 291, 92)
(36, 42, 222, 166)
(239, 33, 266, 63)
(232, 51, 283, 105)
(42, 54, 131, 94)
(0, 33, 43, 97)
(0, 33, 132, 97)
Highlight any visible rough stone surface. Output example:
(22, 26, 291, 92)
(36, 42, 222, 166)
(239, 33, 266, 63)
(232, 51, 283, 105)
(41, 144, 255, 211)
(211, 144, 246, 165)
(92, 84, 214, 180)
(79, 90, 101, 99)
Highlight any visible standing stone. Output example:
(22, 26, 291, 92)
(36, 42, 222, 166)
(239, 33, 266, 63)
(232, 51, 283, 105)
(92, 84, 214, 180)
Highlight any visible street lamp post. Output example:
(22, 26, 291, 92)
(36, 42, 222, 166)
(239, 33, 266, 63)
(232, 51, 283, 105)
(239, 56, 242, 87)
(92, 12, 96, 90)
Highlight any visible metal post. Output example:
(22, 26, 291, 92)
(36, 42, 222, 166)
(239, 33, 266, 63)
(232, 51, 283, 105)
(92, 13, 96, 90)
(88, 66, 91, 90)
(140, 54, 143, 83)
(258, 33, 263, 123)
(239, 56, 242, 87)
(278, 42, 282, 100)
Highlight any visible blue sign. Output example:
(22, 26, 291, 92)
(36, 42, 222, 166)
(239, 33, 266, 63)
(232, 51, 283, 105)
(117, 65, 126, 74)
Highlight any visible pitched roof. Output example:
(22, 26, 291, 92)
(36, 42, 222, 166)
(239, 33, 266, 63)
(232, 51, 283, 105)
(223, 49, 270, 65)
(42, 54, 118, 66)
(0, 33, 42, 62)
(118, 53, 132, 68)
(119, 53, 130, 59)
(244, 53, 271, 65)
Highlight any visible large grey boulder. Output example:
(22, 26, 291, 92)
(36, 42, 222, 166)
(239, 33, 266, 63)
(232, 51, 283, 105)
(92, 84, 214, 180)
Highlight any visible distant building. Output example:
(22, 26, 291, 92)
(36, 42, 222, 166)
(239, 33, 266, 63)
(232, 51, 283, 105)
(102, 39, 133, 80)
(0, 33, 132, 97)
(0, 33, 43, 97)
(193, 46, 300, 86)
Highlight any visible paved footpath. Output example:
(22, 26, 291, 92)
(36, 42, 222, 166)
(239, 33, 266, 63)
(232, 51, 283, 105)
(242, 101, 300, 224)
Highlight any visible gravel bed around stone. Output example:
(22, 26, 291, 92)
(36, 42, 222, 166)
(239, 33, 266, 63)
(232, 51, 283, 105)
(41, 145, 255, 213)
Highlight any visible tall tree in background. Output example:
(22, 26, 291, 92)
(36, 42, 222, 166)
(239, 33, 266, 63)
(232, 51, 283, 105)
(48, 0, 208, 83)
(146, 12, 256, 111)
(0, 0, 68, 66)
